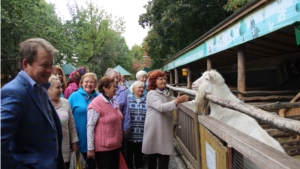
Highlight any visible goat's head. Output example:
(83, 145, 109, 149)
(192, 69, 224, 90)
(193, 69, 224, 113)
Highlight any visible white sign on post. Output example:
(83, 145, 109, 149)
(205, 141, 216, 169)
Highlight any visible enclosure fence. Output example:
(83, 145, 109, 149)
(167, 85, 300, 169)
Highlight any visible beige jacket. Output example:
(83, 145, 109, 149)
(142, 88, 177, 155)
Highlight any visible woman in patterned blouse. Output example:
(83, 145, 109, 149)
(126, 81, 147, 169)
(48, 75, 79, 169)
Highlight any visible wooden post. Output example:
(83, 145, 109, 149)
(187, 67, 192, 89)
(237, 45, 246, 99)
(169, 70, 173, 85)
(207, 58, 212, 71)
(175, 68, 179, 87)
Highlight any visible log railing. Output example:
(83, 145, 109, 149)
(175, 102, 201, 169)
(167, 85, 300, 168)
(166, 85, 300, 134)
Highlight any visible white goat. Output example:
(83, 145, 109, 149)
(192, 69, 285, 153)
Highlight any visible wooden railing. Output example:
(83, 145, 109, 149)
(167, 85, 300, 169)
(175, 103, 201, 169)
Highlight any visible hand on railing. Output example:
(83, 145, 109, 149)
(175, 92, 189, 106)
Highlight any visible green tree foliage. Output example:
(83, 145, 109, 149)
(1, 0, 67, 75)
(139, 0, 231, 69)
(223, 0, 251, 12)
(129, 44, 144, 75)
(1, 0, 133, 78)
(66, 0, 128, 76)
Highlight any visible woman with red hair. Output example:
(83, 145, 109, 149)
(52, 65, 67, 98)
(142, 70, 189, 169)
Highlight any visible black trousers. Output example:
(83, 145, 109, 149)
(81, 152, 96, 169)
(64, 162, 70, 169)
(126, 142, 143, 168)
(148, 153, 170, 169)
(95, 148, 119, 169)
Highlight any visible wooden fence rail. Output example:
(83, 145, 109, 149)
(166, 85, 300, 134)
(167, 85, 300, 168)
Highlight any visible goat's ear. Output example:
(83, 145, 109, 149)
(208, 74, 214, 82)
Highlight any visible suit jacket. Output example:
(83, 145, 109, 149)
(1, 72, 65, 169)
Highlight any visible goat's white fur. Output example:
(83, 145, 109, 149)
(193, 69, 285, 152)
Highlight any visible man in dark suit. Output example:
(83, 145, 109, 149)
(1, 38, 65, 169)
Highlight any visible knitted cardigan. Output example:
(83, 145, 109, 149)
(88, 95, 123, 152)
(126, 93, 147, 142)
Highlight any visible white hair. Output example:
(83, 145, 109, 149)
(105, 68, 119, 76)
(130, 81, 145, 93)
(136, 70, 147, 79)
(48, 75, 60, 84)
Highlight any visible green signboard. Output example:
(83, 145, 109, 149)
(163, 0, 300, 71)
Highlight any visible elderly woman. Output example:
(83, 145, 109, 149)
(87, 76, 123, 168)
(52, 65, 67, 98)
(119, 74, 130, 90)
(142, 70, 189, 169)
(104, 68, 130, 135)
(68, 73, 98, 164)
(64, 66, 88, 99)
(48, 75, 79, 169)
(125, 81, 147, 169)
(136, 70, 148, 96)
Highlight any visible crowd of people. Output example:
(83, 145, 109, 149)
(1, 38, 189, 169)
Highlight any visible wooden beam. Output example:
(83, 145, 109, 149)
(175, 68, 179, 87)
(164, 0, 271, 64)
(169, 70, 173, 84)
(272, 31, 295, 39)
(254, 102, 300, 111)
(198, 116, 300, 169)
(247, 42, 284, 53)
(237, 45, 246, 99)
(187, 67, 192, 89)
(242, 95, 295, 101)
(260, 37, 299, 51)
(231, 90, 299, 96)
(206, 59, 212, 70)
(205, 94, 300, 135)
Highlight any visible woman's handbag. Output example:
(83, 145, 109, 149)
(119, 151, 128, 169)
(70, 152, 86, 169)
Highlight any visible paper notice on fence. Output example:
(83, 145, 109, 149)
(205, 142, 216, 169)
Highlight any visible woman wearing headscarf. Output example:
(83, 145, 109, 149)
(68, 73, 98, 167)
(64, 66, 88, 99)
(48, 75, 79, 169)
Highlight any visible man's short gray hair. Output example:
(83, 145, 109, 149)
(19, 38, 58, 69)
(104, 68, 119, 76)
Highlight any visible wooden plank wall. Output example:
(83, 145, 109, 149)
(200, 124, 228, 169)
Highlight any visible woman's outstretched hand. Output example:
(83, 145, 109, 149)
(175, 92, 189, 105)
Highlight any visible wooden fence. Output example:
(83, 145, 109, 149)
(167, 85, 300, 169)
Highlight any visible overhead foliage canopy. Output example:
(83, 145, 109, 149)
(139, 0, 232, 69)
(1, 0, 66, 76)
(223, 0, 252, 12)
(1, 0, 132, 78)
